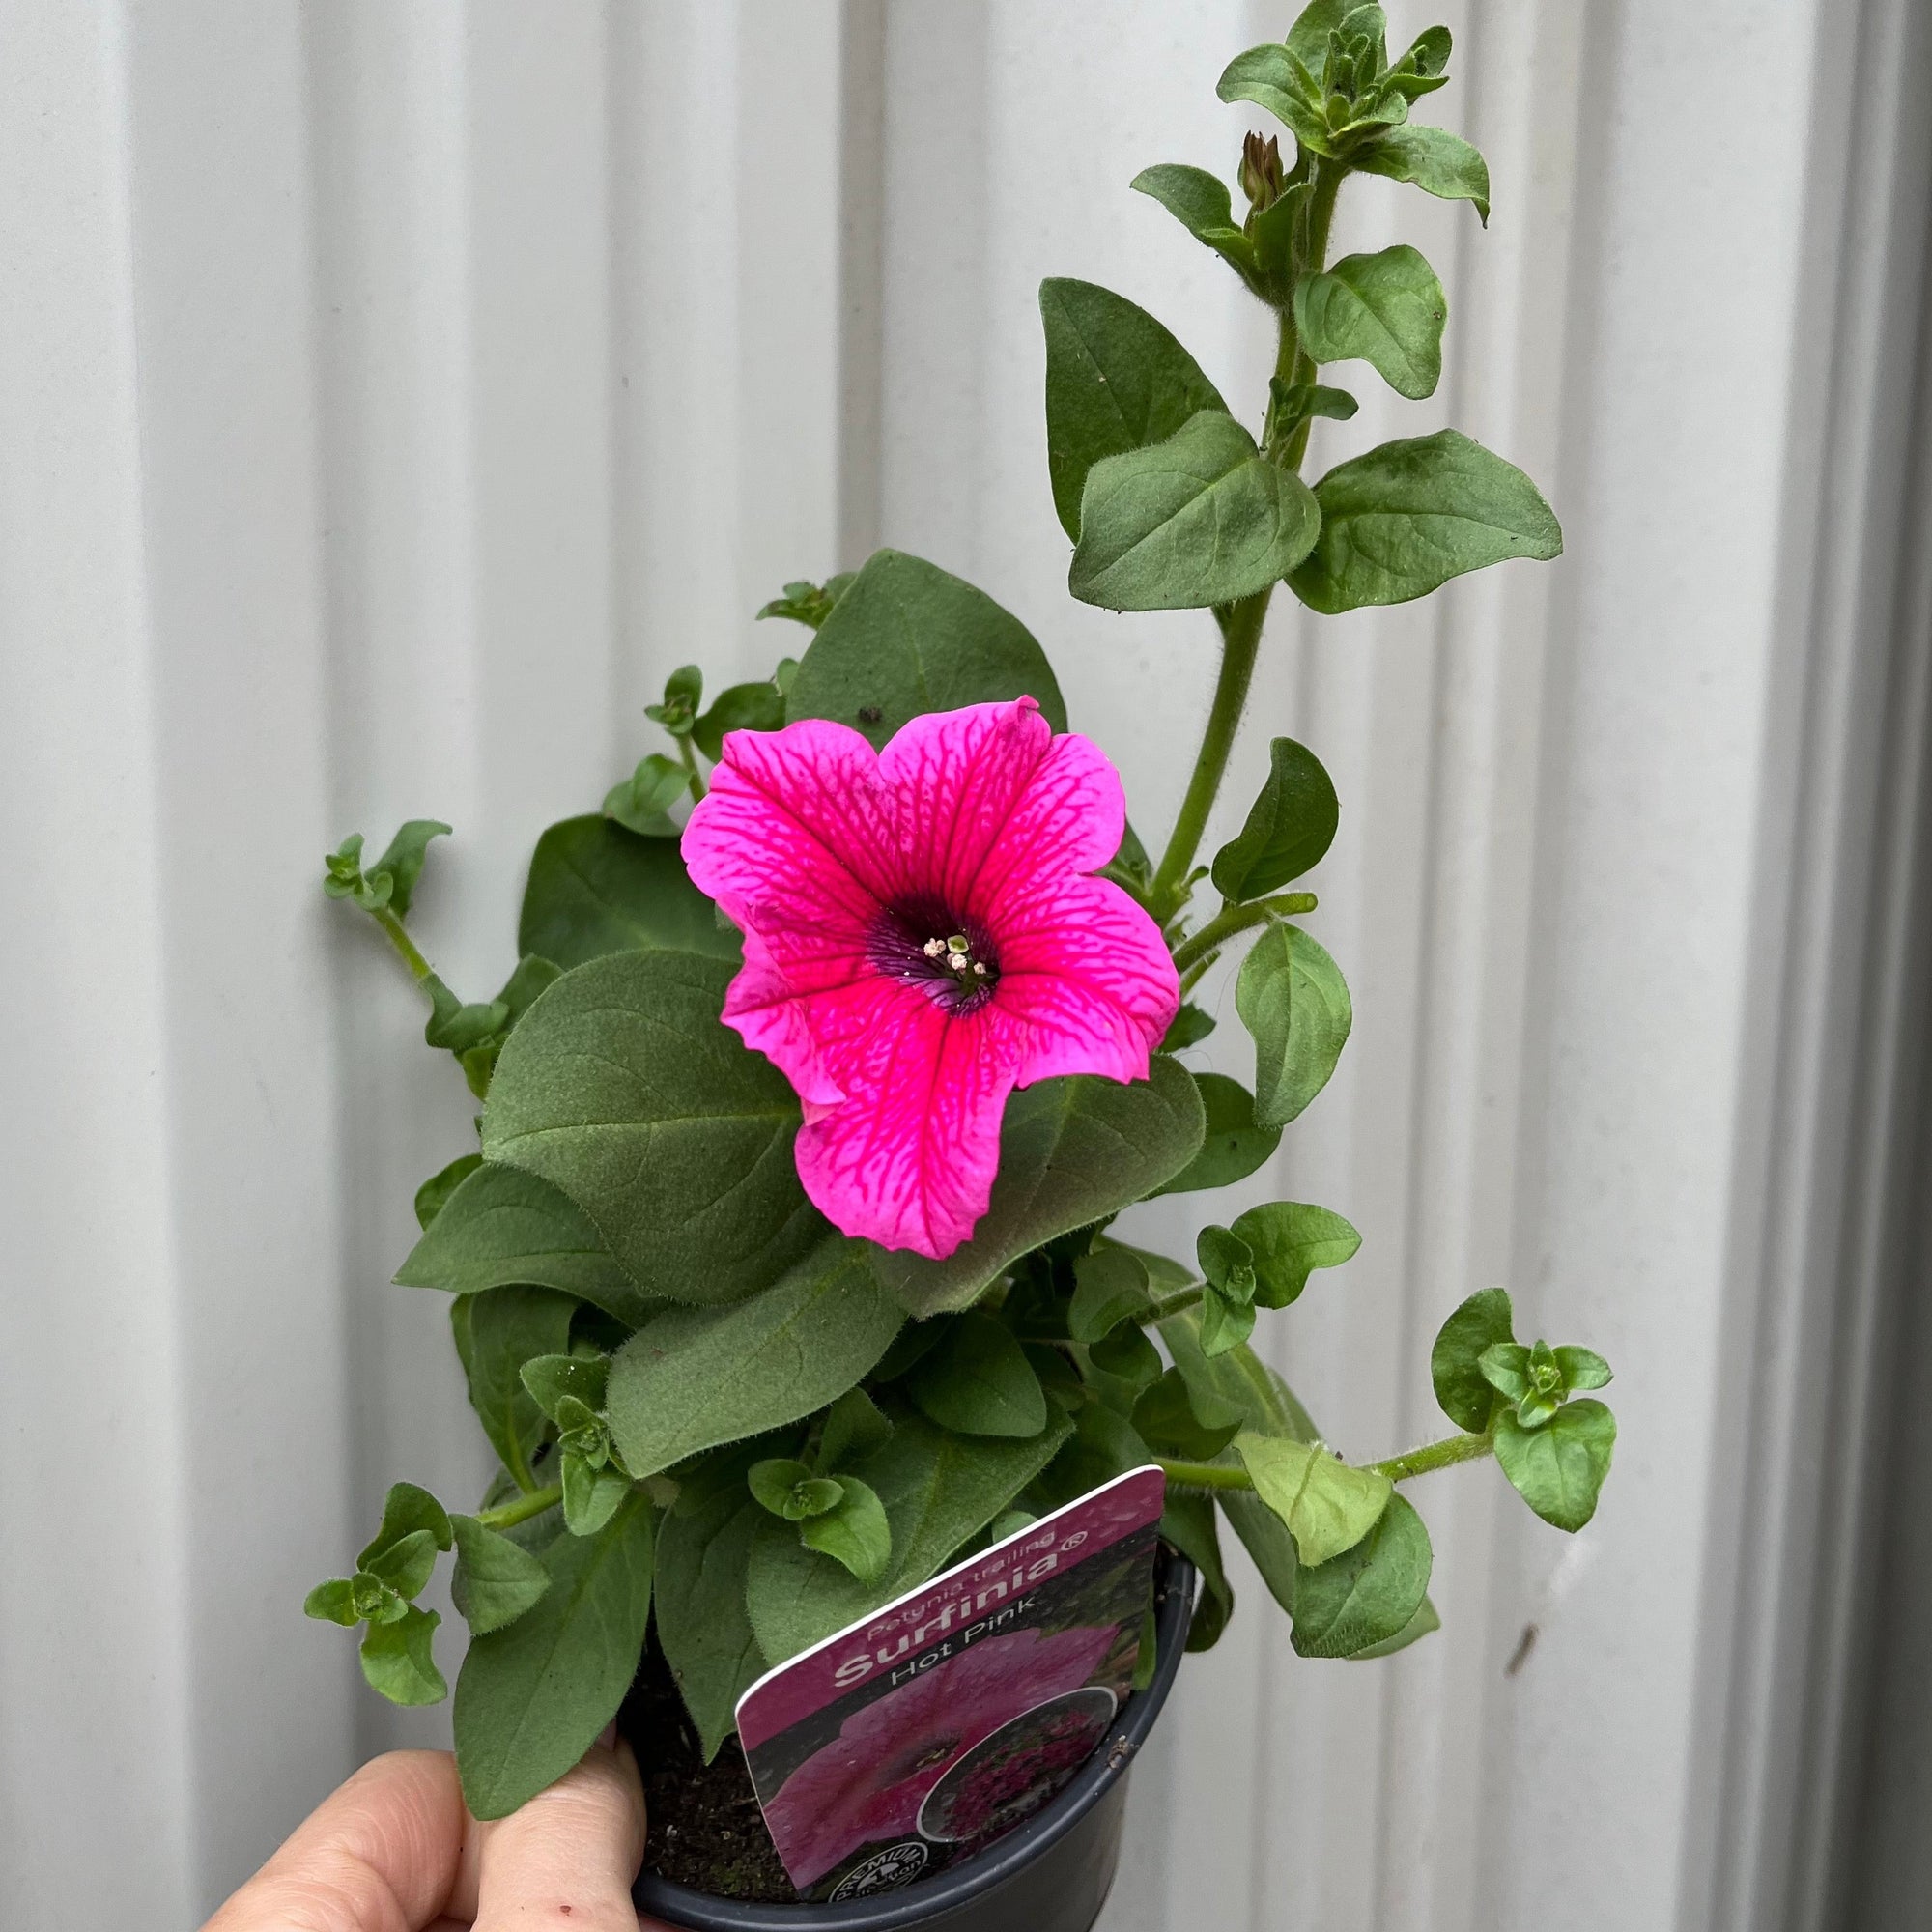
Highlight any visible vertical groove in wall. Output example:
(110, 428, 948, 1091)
(837, 0, 887, 569)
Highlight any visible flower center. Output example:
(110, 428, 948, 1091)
(869, 905, 1000, 1010)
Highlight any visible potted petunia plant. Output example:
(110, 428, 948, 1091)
(306, 7, 1618, 1927)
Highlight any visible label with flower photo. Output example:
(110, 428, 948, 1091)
(733, 1465, 1168, 1902)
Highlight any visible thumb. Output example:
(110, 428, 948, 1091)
(461, 1731, 649, 1932)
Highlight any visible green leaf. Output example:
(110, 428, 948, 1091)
(605, 1239, 903, 1480)
(646, 663, 702, 736)
(757, 574, 855, 631)
(799, 1476, 893, 1584)
(483, 950, 824, 1305)
(519, 1351, 608, 1424)
(1154, 1071, 1282, 1196)
(1236, 1432, 1391, 1568)
(358, 1482, 454, 1575)
(1160, 1310, 1318, 1442)
(450, 1287, 578, 1486)
(1132, 1367, 1243, 1461)
(784, 550, 1066, 750)
(654, 1456, 768, 1761)
(395, 1163, 659, 1328)
(1292, 428, 1561, 614)
(1067, 1248, 1153, 1343)
(1198, 1285, 1257, 1356)
(422, 976, 510, 1056)
(1291, 1492, 1432, 1657)
(744, 1409, 1071, 1662)
(1212, 738, 1339, 904)
(366, 820, 451, 919)
(1130, 165, 1255, 275)
(817, 1387, 895, 1473)
(1354, 123, 1491, 224)
(1088, 1321, 1163, 1388)
(602, 753, 688, 838)
(561, 1455, 631, 1538)
(360, 1605, 447, 1706)
(748, 1460, 844, 1521)
(304, 1577, 358, 1627)
(1070, 412, 1321, 612)
(907, 1310, 1048, 1438)
(454, 1492, 656, 1819)
(1494, 1400, 1616, 1531)
(1159, 1492, 1234, 1651)
(1271, 381, 1359, 427)
(1236, 922, 1352, 1129)
(693, 679, 785, 762)
(873, 1059, 1206, 1318)
(1196, 1224, 1255, 1299)
(1286, 0, 1355, 67)
(1217, 41, 1336, 157)
(1038, 277, 1228, 542)
(363, 1528, 441, 1602)
(1346, 1591, 1441, 1660)
(1228, 1200, 1360, 1308)
(1025, 1343, 1085, 1414)
(1430, 1287, 1515, 1432)
(1479, 1341, 1534, 1403)
(450, 1515, 553, 1634)
(1555, 1345, 1613, 1392)
(1293, 245, 1446, 401)
(517, 815, 738, 973)
(413, 1152, 483, 1231)
(1160, 1003, 1216, 1051)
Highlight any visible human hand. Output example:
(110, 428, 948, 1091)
(202, 1732, 667, 1931)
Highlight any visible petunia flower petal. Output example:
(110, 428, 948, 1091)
(966, 728, 1127, 915)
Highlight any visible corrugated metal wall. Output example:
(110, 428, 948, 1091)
(6, 4, 1928, 1928)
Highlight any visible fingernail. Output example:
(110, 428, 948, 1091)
(596, 1721, 618, 1752)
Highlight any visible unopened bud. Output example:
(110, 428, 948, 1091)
(1239, 131, 1284, 213)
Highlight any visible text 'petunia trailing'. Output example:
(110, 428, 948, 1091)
(681, 698, 1180, 1258)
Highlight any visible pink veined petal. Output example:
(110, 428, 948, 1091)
(682, 720, 900, 939)
(790, 979, 1025, 1257)
(877, 698, 1056, 916)
(989, 874, 1179, 1086)
(963, 729, 1127, 919)
(718, 927, 851, 1118)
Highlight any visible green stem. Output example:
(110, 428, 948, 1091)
(677, 736, 708, 801)
(368, 903, 434, 983)
(1280, 163, 1345, 472)
(1152, 1456, 1256, 1492)
(1366, 1430, 1494, 1484)
(475, 1483, 564, 1533)
(1171, 892, 1318, 974)
(1150, 591, 1271, 921)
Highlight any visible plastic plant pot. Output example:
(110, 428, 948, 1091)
(631, 1549, 1197, 1932)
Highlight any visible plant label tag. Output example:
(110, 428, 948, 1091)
(733, 1464, 1168, 1903)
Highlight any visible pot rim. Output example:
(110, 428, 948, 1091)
(633, 1546, 1197, 1931)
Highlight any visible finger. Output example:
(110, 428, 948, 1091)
(202, 1749, 467, 1932)
(463, 1735, 649, 1932)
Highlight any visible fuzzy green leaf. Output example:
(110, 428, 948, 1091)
(1071, 411, 1321, 611)
(1236, 1432, 1391, 1568)
(1132, 1367, 1243, 1461)
(1130, 165, 1255, 274)
(1345, 1592, 1442, 1660)
(1067, 1249, 1153, 1343)
(1154, 1071, 1283, 1196)
(906, 1311, 1048, 1438)
(1039, 277, 1228, 542)
(454, 1492, 655, 1819)
(744, 1410, 1071, 1663)
(693, 679, 786, 762)
(1228, 1200, 1360, 1308)
(799, 1477, 893, 1584)
(817, 1387, 895, 1474)
(450, 1289, 578, 1487)
(1212, 738, 1339, 904)
(1494, 1400, 1616, 1531)
(1160, 1492, 1235, 1651)
(450, 1516, 553, 1634)
(1430, 1287, 1515, 1433)
(605, 1240, 903, 1480)
(1291, 429, 1560, 614)
(1354, 123, 1491, 224)
(360, 1605, 447, 1706)
(784, 550, 1065, 750)
(1293, 245, 1446, 400)
(395, 1163, 659, 1328)
(872, 1058, 1205, 1318)
(1236, 922, 1352, 1129)
(483, 950, 825, 1305)
(366, 820, 451, 920)
(1291, 1492, 1433, 1657)
(517, 815, 738, 973)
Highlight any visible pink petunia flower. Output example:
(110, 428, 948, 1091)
(681, 698, 1179, 1258)
(764, 1623, 1119, 1889)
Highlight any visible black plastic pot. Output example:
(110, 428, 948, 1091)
(633, 1550, 1196, 1932)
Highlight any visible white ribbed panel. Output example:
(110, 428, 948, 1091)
(2, 4, 1919, 1927)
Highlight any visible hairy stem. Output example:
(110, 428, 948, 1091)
(677, 736, 708, 801)
(368, 903, 434, 983)
(1151, 1456, 1256, 1492)
(1150, 590, 1271, 920)
(475, 1483, 563, 1532)
(1171, 891, 1318, 973)
(1280, 162, 1345, 472)
(1365, 1430, 1495, 1484)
